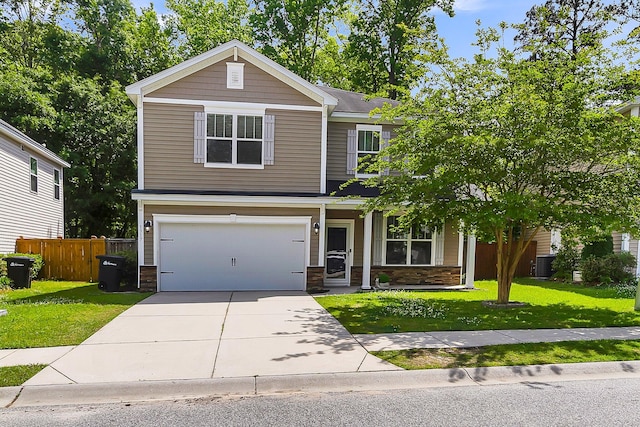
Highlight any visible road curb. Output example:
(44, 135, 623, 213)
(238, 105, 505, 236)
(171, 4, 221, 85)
(0, 387, 21, 408)
(7, 360, 640, 407)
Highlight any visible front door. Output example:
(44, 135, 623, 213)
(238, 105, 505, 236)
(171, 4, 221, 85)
(324, 221, 353, 286)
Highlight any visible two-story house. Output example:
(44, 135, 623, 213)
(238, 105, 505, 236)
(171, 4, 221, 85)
(0, 120, 69, 254)
(126, 40, 475, 292)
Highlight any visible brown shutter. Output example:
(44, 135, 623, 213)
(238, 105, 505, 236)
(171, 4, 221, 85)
(264, 114, 275, 165)
(346, 129, 357, 175)
(194, 112, 206, 164)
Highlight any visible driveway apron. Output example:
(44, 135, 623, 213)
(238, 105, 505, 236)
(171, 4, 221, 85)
(25, 291, 397, 385)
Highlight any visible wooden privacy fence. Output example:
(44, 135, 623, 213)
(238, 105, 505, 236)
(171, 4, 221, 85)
(475, 241, 538, 280)
(15, 238, 136, 282)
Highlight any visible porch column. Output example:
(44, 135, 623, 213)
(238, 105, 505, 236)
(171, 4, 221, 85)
(362, 211, 373, 290)
(318, 204, 326, 266)
(465, 234, 476, 289)
(621, 233, 631, 252)
(458, 231, 465, 284)
(137, 200, 144, 289)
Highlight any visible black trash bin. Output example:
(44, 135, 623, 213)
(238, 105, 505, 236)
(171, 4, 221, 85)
(3, 256, 35, 288)
(96, 255, 126, 292)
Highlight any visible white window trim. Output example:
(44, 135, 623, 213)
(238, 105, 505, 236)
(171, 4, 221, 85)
(383, 217, 436, 266)
(29, 156, 38, 193)
(355, 124, 382, 178)
(204, 107, 266, 169)
(54, 168, 61, 200)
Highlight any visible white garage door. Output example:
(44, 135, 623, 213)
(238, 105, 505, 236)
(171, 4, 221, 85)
(158, 221, 307, 291)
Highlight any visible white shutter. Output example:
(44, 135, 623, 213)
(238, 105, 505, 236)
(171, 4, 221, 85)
(263, 114, 275, 165)
(193, 112, 206, 164)
(434, 229, 445, 266)
(346, 129, 357, 175)
(381, 130, 391, 176)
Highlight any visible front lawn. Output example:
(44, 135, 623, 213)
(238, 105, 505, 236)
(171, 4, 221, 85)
(373, 339, 640, 370)
(0, 281, 151, 349)
(315, 278, 640, 334)
(0, 365, 47, 387)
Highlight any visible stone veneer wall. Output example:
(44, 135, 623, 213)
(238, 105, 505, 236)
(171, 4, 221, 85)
(306, 266, 325, 290)
(139, 265, 157, 292)
(351, 266, 461, 286)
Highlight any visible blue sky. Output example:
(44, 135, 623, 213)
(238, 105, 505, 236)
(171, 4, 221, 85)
(136, 0, 540, 60)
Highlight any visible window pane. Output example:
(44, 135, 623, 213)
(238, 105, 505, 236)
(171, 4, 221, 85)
(357, 153, 376, 173)
(30, 158, 37, 175)
(54, 184, 60, 200)
(54, 169, 60, 184)
(237, 140, 262, 164)
(386, 217, 407, 239)
(31, 175, 38, 192)
(255, 116, 262, 137)
(372, 132, 380, 151)
(207, 139, 232, 163)
(411, 241, 432, 265)
(386, 241, 407, 265)
(412, 225, 432, 240)
(358, 131, 365, 151)
(207, 114, 215, 137)
(237, 116, 246, 139)
(224, 115, 232, 137)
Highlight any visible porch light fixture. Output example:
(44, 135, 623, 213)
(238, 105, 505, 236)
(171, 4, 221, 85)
(144, 220, 152, 233)
(313, 222, 320, 235)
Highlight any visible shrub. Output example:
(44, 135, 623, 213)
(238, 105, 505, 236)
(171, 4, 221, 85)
(0, 275, 12, 290)
(0, 253, 44, 279)
(114, 250, 137, 287)
(552, 245, 580, 281)
(581, 235, 613, 260)
(580, 252, 636, 285)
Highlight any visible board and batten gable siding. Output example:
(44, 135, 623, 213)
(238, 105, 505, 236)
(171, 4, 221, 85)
(147, 56, 320, 107)
(0, 134, 64, 253)
(143, 103, 322, 192)
(142, 205, 320, 266)
(327, 122, 397, 181)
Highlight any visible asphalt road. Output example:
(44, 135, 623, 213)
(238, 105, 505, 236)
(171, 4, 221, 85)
(2, 377, 640, 426)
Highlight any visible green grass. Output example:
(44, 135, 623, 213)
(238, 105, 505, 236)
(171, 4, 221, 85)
(0, 281, 151, 349)
(373, 339, 640, 370)
(0, 365, 47, 387)
(315, 278, 640, 334)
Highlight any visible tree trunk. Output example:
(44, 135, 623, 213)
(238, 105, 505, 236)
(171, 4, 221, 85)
(495, 225, 540, 304)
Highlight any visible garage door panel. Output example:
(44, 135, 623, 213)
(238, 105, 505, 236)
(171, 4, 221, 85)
(158, 220, 307, 291)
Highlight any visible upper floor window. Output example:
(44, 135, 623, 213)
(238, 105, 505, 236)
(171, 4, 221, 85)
(206, 114, 263, 166)
(30, 157, 38, 192)
(356, 124, 381, 177)
(54, 169, 60, 200)
(384, 216, 434, 265)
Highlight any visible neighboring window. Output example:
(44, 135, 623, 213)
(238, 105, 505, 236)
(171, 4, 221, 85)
(356, 125, 381, 176)
(30, 157, 38, 192)
(206, 114, 263, 166)
(54, 169, 60, 200)
(384, 216, 433, 265)
(227, 63, 245, 89)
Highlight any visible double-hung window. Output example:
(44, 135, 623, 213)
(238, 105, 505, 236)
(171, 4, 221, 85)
(206, 113, 263, 166)
(384, 216, 434, 265)
(356, 124, 381, 177)
(30, 157, 38, 192)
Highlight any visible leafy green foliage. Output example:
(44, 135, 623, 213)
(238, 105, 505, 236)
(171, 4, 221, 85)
(580, 252, 637, 285)
(551, 244, 581, 280)
(581, 235, 614, 259)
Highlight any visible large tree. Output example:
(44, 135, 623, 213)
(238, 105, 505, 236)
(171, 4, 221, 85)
(249, 0, 346, 83)
(344, 0, 454, 99)
(360, 33, 640, 304)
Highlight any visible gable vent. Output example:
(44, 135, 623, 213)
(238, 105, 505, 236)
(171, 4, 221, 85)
(227, 62, 245, 90)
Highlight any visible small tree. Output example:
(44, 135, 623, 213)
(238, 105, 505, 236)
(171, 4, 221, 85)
(360, 30, 640, 305)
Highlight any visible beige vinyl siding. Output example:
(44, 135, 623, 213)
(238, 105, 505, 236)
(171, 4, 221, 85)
(143, 104, 322, 192)
(143, 205, 320, 265)
(0, 135, 65, 253)
(526, 228, 552, 256)
(612, 232, 623, 253)
(148, 57, 319, 107)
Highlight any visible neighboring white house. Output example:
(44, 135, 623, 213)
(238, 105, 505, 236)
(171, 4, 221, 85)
(0, 120, 70, 254)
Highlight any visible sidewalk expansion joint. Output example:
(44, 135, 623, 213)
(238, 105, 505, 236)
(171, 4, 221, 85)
(5, 386, 23, 408)
(210, 292, 233, 378)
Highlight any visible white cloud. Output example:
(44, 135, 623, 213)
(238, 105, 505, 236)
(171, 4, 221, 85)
(454, 0, 489, 11)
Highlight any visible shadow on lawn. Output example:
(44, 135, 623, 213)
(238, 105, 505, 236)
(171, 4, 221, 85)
(325, 297, 640, 334)
(511, 277, 630, 300)
(5, 284, 149, 306)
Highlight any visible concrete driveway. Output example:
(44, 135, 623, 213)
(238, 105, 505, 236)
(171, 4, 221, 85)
(25, 291, 398, 385)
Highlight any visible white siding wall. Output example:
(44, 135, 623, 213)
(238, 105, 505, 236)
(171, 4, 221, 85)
(0, 135, 65, 254)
